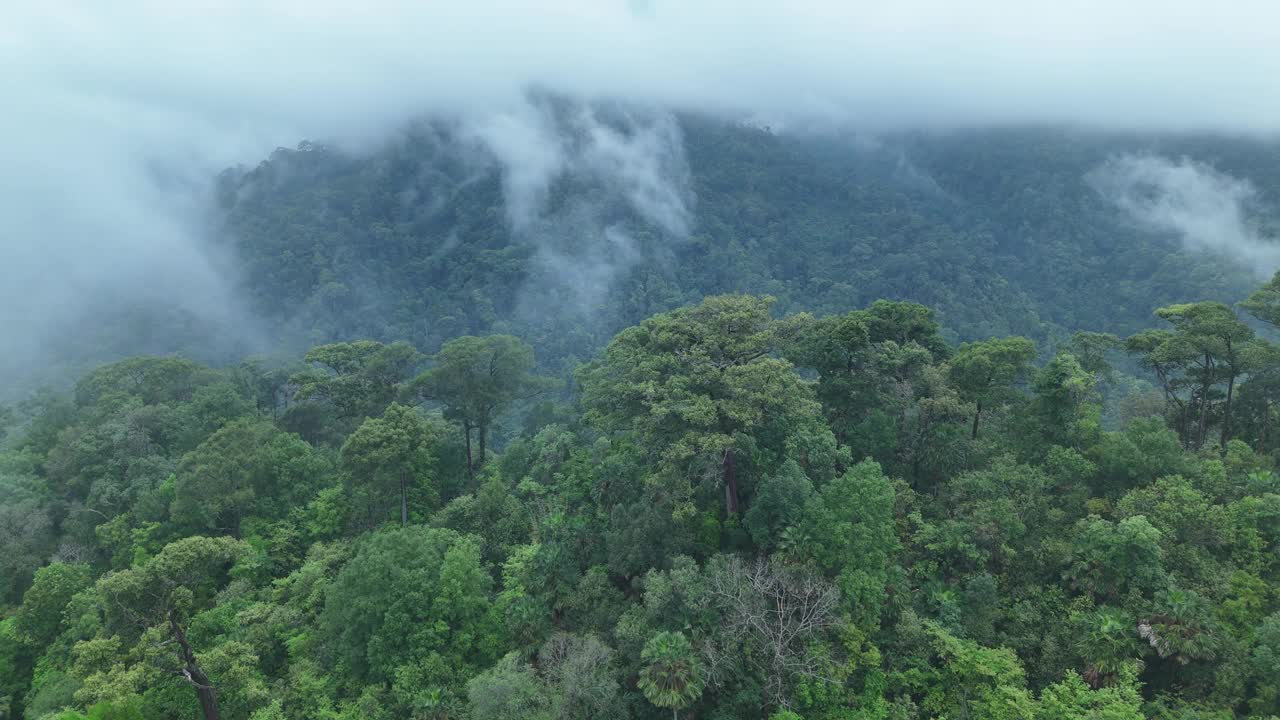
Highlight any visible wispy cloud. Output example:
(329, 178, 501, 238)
(1089, 155, 1280, 275)
(5, 1, 1280, 381)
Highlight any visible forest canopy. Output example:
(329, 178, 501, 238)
(9, 4, 1280, 718)
(3, 278, 1280, 719)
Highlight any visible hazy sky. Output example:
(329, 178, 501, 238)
(10, 0, 1280, 141)
(4, 1, 1280, 381)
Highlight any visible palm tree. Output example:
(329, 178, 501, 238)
(1076, 606, 1143, 688)
(1139, 588, 1220, 665)
(638, 631, 705, 720)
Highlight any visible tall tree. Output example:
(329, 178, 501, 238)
(12, 562, 92, 649)
(1124, 328, 1194, 445)
(320, 527, 496, 705)
(1239, 270, 1280, 329)
(291, 340, 421, 420)
(1153, 303, 1253, 448)
(577, 295, 841, 523)
(340, 403, 436, 527)
(1067, 331, 1122, 383)
(93, 536, 247, 720)
(1232, 341, 1280, 451)
(1030, 353, 1099, 449)
(410, 335, 551, 480)
(949, 337, 1036, 439)
(786, 459, 898, 631)
(171, 419, 329, 535)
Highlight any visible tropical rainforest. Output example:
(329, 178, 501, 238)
(3, 117, 1280, 720)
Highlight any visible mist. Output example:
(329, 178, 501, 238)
(467, 98, 691, 314)
(1089, 155, 1280, 275)
(6, 1, 1280, 388)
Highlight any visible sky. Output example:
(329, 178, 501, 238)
(3, 1, 1280, 384)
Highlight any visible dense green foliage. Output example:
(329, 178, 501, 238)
(6, 115, 1280, 719)
(15, 117, 1280, 397)
(4, 274, 1280, 718)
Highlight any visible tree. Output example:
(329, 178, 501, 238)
(1067, 331, 1122, 383)
(1073, 607, 1143, 689)
(1035, 668, 1144, 720)
(1125, 329, 1195, 446)
(1249, 612, 1280, 716)
(340, 403, 436, 527)
(410, 335, 551, 480)
(742, 460, 813, 553)
(171, 419, 329, 535)
(1152, 303, 1254, 448)
(538, 633, 626, 720)
(1030, 353, 1099, 449)
(917, 621, 1036, 720)
(1229, 342, 1280, 452)
(320, 527, 495, 704)
(13, 562, 92, 649)
(0, 403, 14, 444)
(73, 356, 217, 409)
(704, 555, 840, 709)
(465, 654, 548, 720)
(949, 337, 1036, 439)
(1138, 588, 1222, 667)
(1239, 270, 1280, 329)
(291, 340, 421, 420)
(786, 459, 898, 631)
(637, 631, 704, 719)
(784, 303, 955, 481)
(93, 536, 247, 720)
(0, 618, 31, 720)
(577, 295, 841, 526)
(782, 310, 876, 448)
(0, 481, 55, 605)
(863, 300, 951, 360)
(1065, 515, 1165, 601)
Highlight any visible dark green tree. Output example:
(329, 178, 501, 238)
(340, 403, 437, 527)
(291, 340, 421, 421)
(171, 419, 329, 535)
(949, 337, 1036, 439)
(1152, 303, 1254, 448)
(410, 335, 552, 480)
(93, 536, 247, 720)
(637, 631, 704, 719)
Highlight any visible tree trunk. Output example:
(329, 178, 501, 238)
(1264, 399, 1272, 449)
(169, 611, 220, 720)
(463, 421, 474, 484)
(722, 448, 740, 514)
(970, 402, 982, 440)
(1197, 384, 1211, 449)
(477, 421, 488, 471)
(1198, 352, 1216, 448)
(1221, 371, 1236, 449)
(400, 472, 408, 526)
(1178, 400, 1191, 449)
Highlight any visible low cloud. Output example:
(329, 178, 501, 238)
(1089, 155, 1280, 275)
(6, 1, 1280, 384)
(469, 97, 692, 313)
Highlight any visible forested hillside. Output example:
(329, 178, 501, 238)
(5, 117, 1280, 720)
(15, 0, 1280, 717)
(214, 118, 1274, 368)
(4, 273, 1280, 718)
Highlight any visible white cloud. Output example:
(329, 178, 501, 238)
(5, 0, 1280, 381)
(1089, 155, 1280, 274)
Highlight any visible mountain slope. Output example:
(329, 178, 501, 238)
(218, 117, 1273, 365)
